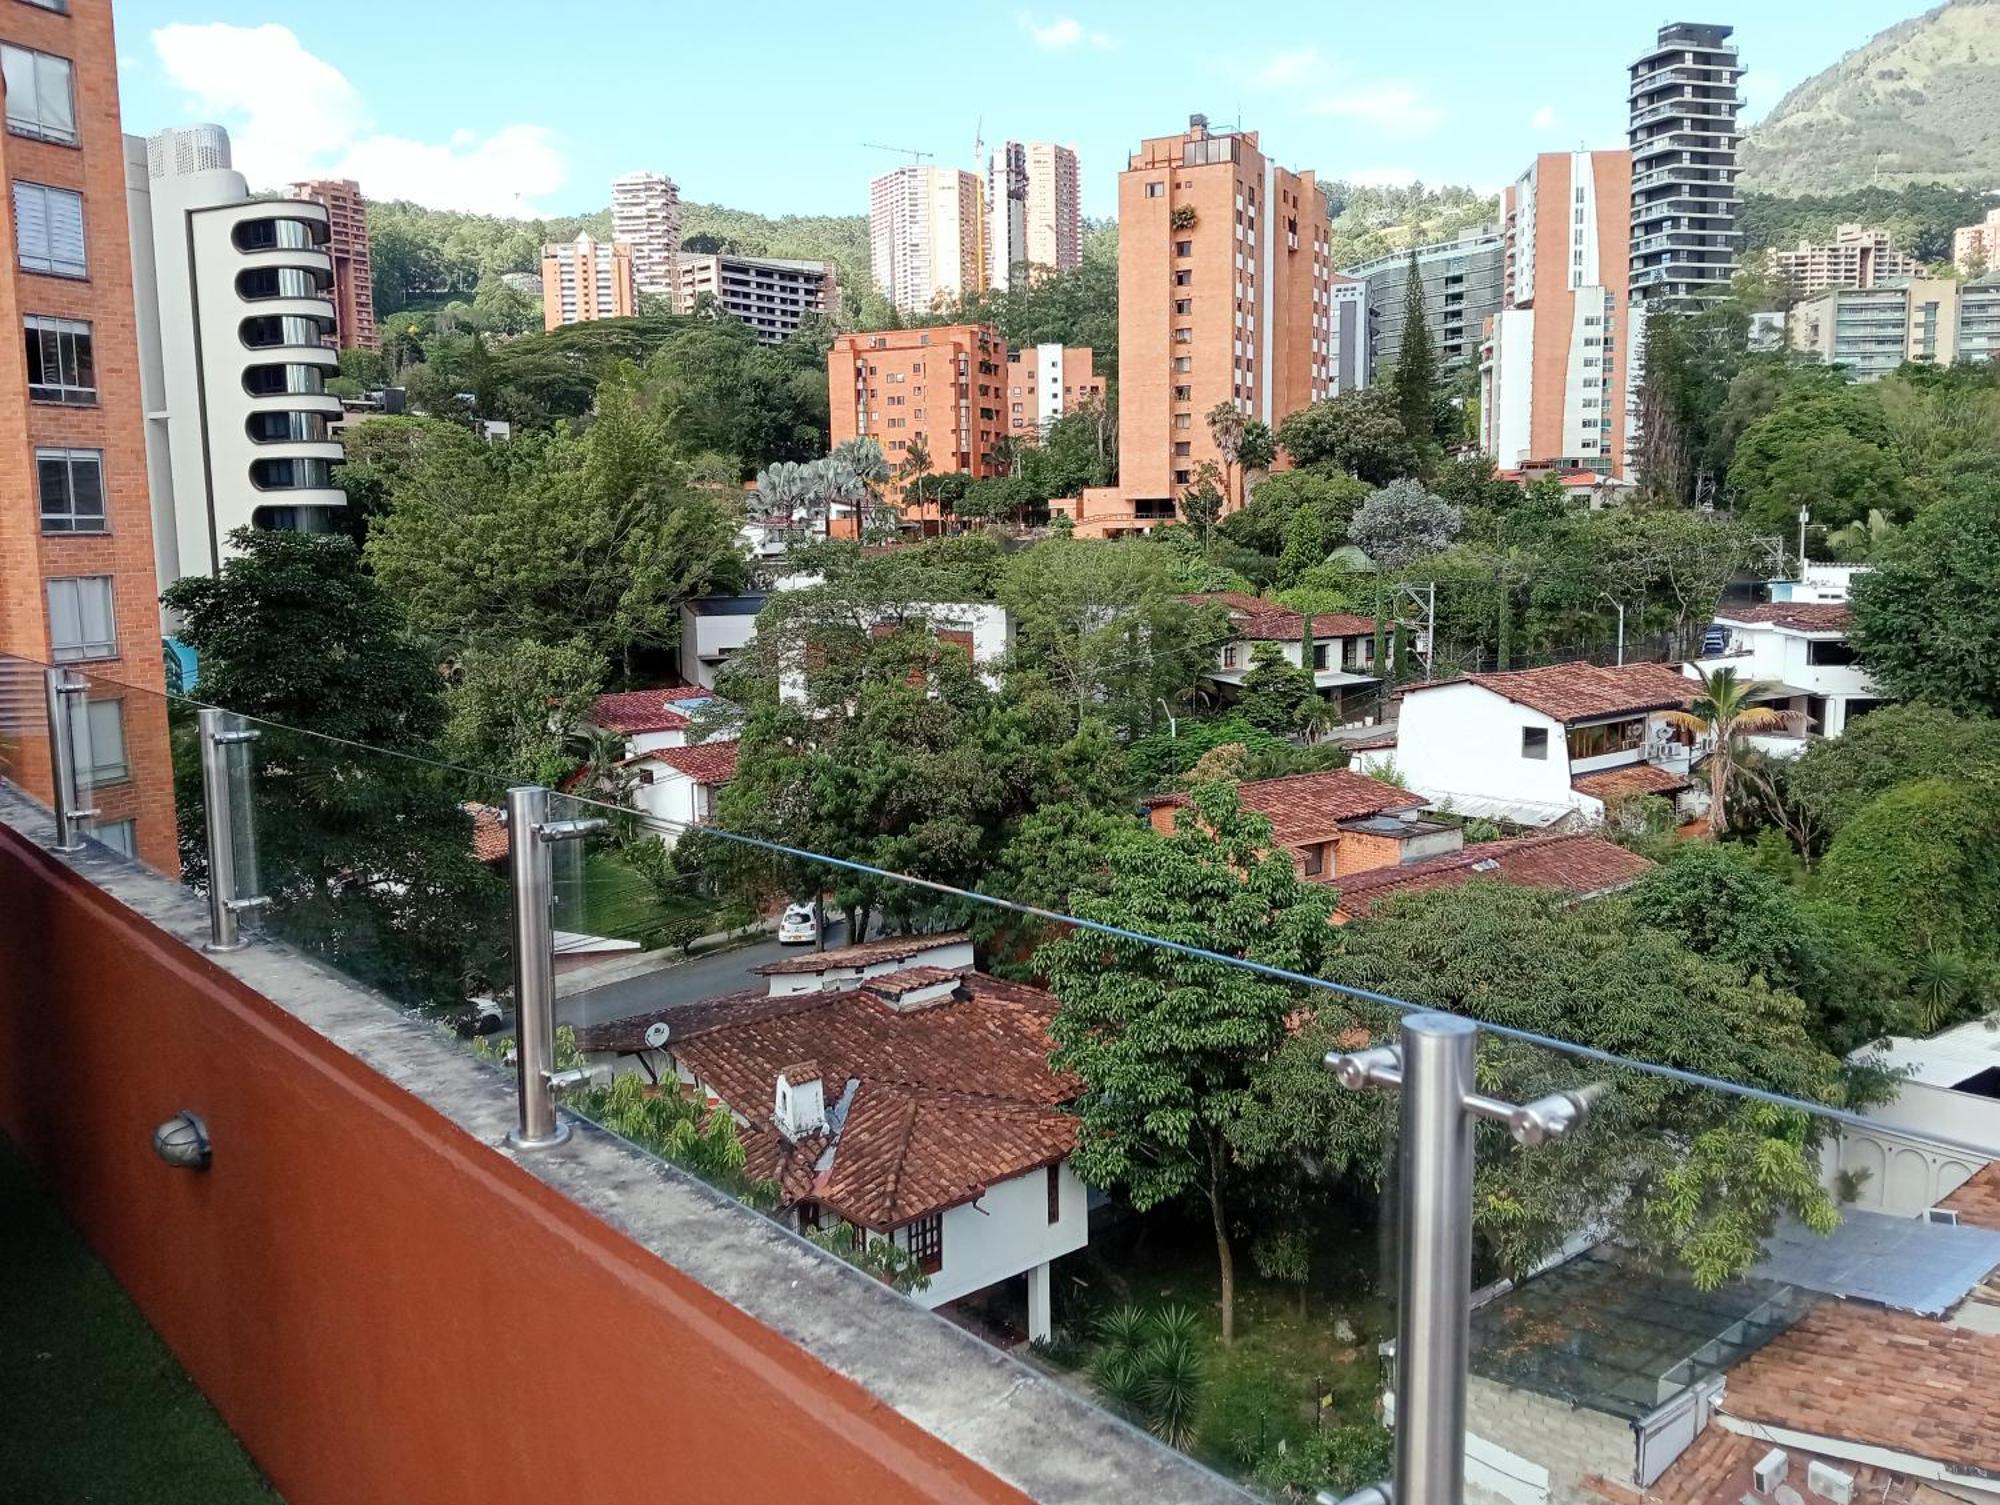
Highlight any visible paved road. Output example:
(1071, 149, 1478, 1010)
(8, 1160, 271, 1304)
(556, 917, 862, 1033)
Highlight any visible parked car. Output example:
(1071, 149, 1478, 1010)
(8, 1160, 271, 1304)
(777, 902, 818, 946)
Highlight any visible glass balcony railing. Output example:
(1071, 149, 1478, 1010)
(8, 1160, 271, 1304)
(4, 644, 1999, 1503)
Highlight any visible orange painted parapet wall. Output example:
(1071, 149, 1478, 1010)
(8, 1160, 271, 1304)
(0, 826, 1038, 1505)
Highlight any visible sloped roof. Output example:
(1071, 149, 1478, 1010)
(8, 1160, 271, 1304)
(1942, 1163, 2000, 1231)
(1180, 591, 1380, 640)
(1571, 763, 1692, 801)
(668, 971, 1077, 1228)
(752, 932, 970, 977)
(1410, 661, 1696, 723)
(465, 803, 509, 864)
(653, 741, 739, 784)
(592, 686, 716, 734)
(1714, 602, 1853, 633)
(1331, 833, 1653, 919)
(1147, 770, 1423, 847)
(1584, 1427, 1920, 1505)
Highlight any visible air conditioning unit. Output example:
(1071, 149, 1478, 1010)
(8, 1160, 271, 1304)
(1753, 1448, 1789, 1495)
(1927, 1206, 1962, 1227)
(1808, 1461, 1853, 1505)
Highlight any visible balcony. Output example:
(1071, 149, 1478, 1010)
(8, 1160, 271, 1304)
(2, 649, 1997, 1505)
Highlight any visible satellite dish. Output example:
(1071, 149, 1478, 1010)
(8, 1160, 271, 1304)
(643, 1021, 671, 1049)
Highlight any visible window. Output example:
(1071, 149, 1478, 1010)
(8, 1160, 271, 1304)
(1521, 726, 1549, 760)
(1172, 328, 1192, 343)
(231, 217, 326, 253)
(1047, 1165, 1061, 1225)
(250, 457, 335, 490)
(1174, 239, 1193, 257)
(24, 315, 93, 403)
(236, 265, 331, 301)
(36, 446, 102, 532)
(1313, 643, 1329, 672)
(1173, 269, 1191, 287)
(1220, 644, 1240, 669)
(13, 181, 84, 276)
(1174, 441, 1191, 457)
(2, 46, 77, 145)
(81, 698, 126, 784)
(240, 313, 333, 349)
(92, 819, 136, 859)
(900, 1214, 943, 1275)
(245, 410, 330, 444)
(1568, 718, 1643, 760)
(1174, 298, 1192, 315)
(1302, 844, 1324, 878)
(1144, 181, 1164, 198)
(46, 575, 115, 662)
(19, 0, 71, 11)
(1172, 385, 1192, 401)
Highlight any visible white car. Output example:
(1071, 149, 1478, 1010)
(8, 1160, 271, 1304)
(777, 903, 819, 946)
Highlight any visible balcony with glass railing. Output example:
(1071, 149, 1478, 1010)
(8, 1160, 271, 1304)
(2, 646, 1998, 1505)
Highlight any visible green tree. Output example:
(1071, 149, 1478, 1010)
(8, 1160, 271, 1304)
(1041, 782, 1339, 1342)
(1276, 388, 1421, 486)
(1237, 642, 1317, 735)
(1348, 479, 1462, 568)
(1816, 776, 2000, 971)
(161, 531, 506, 1008)
(1207, 400, 1248, 512)
(1784, 701, 2000, 846)
(1393, 251, 1439, 445)
(1179, 460, 1227, 552)
(441, 638, 605, 785)
(1727, 383, 1906, 538)
(1663, 665, 1792, 836)
(1222, 469, 1370, 558)
(1850, 486, 2000, 714)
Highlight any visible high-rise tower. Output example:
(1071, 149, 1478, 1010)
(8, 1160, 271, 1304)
(610, 171, 681, 298)
(1627, 22, 1743, 304)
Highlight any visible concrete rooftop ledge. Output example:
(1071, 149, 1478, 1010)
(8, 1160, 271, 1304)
(0, 787, 1251, 1505)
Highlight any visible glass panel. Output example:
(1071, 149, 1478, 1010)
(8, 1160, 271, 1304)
(60, 662, 183, 881)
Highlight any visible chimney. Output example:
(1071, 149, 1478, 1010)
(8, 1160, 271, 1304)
(774, 1061, 825, 1138)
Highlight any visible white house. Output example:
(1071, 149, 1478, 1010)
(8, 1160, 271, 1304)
(679, 593, 769, 690)
(586, 688, 738, 847)
(1686, 601, 1881, 750)
(1180, 593, 1390, 720)
(1353, 661, 1706, 827)
(776, 601, 1012, 704)
(573, 936, 1085, 1342)
(1833, 1019, 2000, 1218)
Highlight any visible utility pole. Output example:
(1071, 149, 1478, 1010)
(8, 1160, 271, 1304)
(1600, 593, 1626, 666)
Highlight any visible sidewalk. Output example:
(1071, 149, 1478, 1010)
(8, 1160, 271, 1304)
(555, 916, 776, 999)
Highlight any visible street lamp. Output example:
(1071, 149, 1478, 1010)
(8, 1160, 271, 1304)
(1599, 593, 1625, 667)
(1798, 504, 1810, 577)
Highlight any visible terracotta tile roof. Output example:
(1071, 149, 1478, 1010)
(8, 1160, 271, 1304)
(862, 965, 962, 996)
(1411, 660, 1696, 723)
(591, 686, 715, 734)
(668, 971, 1076, 1228)
(1942, 1163, 2000, 1231)
(1346, 731, 1397, 751)
(1147, 770, 1424, 847)
(465, 803, 509, 864)
(1571, 763, 1692, 800)
(1332, 833, 1654, 919)
(653, 740, 739, 784)
(1716, 602, 1852, 633)
(1584, 1427, 1920, 1505)
(751, 932, 970, 977)
(1719, 1299, 2000, 1476)
(1181, 591, 1381, 641)
(571, 986, 776, 1056)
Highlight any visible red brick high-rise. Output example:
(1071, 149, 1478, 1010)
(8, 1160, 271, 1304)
(0, 0, 175, 869)
(288, 177, 377, 351)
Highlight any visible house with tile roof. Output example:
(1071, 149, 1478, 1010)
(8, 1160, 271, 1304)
(1686, 600, 1882, 750)
(1143, 769, 1447, 884)
(1352, 661, 1706, 828)
(1180, 592, 1395, 720)
(1329, 832, 1654, 921)
(577, 944, 1084, 1343)
(584, 686, 739, 848)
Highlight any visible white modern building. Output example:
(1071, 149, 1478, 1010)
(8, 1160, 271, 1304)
(777, 601, 1012, 703)
(125, 125, 344, 594)
(1835, 1020, 2000, 1219)
(1353, 660, 1707, 827)
(610, 170, 681, 297)
(869, 164, 984, 315)
(986, 140, 1080, 291)
(1686, 601, 1881, 748)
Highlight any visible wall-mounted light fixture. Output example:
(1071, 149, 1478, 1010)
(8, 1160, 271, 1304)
(152, 1111, 212, 1171)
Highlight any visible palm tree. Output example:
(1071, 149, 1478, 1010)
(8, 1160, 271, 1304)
(1301, 697, 1342, 745)
(894, 433, 934, 522)
(1205, 400, 1247, 512)
(1662, 664, 1791, 837)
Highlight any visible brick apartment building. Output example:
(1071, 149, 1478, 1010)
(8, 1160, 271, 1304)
(1481, 149, 1636, 479)
(287, 177, 377, 349)
(1059, 116, 1336, 537)
(0, 0, 175, 870)
(828, 324, 1100, 521)
(1769, 223, 1919, 299)
(540, 232, 636, 330)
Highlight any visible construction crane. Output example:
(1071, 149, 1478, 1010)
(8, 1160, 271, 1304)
(862, 142, 933, 164)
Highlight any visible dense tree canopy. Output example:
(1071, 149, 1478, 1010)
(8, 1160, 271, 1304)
(1850, 484, 2000, 714)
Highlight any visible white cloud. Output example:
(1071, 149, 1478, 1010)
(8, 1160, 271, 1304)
(1347, 167, 1421, 188)
(1531, 104, 1559, 130)
(149, 22, 566, 216)
(1307, 82, 1445, 135)
(1018, 13, 1116, 50)
(1258, 47, 1322, 88)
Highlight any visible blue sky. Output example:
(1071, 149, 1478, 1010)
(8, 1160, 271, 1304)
(113, 1, 1923, 221)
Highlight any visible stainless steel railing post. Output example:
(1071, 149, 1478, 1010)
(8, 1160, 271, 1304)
(197, 708, 266, 951)
(505, 786, 605, 1150)
(43, 667, 95, 852)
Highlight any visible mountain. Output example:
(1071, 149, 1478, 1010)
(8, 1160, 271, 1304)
(1739, 0, 2000, 196)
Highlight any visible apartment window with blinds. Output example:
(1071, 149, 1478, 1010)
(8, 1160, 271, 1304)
(92, 819, 136, 859)
(13, 181, 85, 276)
(24, 316, 93, 403)
(2, 46, 77, 145)
(46, 575, 116, 662)
(81, 699, 127, 784)
(36, 447, 102, 533)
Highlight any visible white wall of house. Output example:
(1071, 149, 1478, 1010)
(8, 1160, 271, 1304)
(1833, 1021, 2000, 1216)
(908, 1160, 1089, 1312)
(1393, 683, 1577, 820)
(1691, 620, 1878, 739)
(629, 762, 707, 847)
(680, 602, 762, 690)
(779, 603, 1012, 703)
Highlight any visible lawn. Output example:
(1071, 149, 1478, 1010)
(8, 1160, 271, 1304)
(1040, 1198, 1394, 1494)
(0, 1135, 281, 1503)
(567, 848, 722, 950)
